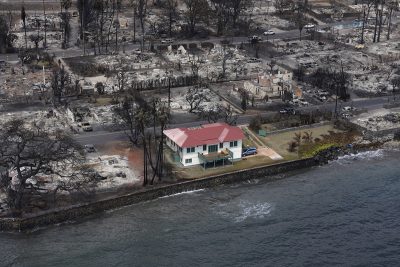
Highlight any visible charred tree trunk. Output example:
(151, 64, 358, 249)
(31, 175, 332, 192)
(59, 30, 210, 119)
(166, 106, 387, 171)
(387, 7, 393, 40)
(373, 4, 379, 42)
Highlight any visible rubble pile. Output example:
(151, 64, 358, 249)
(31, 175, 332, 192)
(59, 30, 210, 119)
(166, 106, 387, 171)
(0, 109, 73, 134)
(85, 154, 139, 190)
(353, 110, 400, 132)
(0, 62, 51, 100)
(282, 40, 394, 95)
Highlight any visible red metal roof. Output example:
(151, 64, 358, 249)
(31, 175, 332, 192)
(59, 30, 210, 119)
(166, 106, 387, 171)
(163, 123, 244, 148)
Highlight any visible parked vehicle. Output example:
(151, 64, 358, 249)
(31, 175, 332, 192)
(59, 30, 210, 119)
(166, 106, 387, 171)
(248, 57, 262, 63)
(82, 122, 93, 132)
(263, 30, 275, 35)
(161, 38, 173, 44)
(242, 147, 257, 157)
(280, 107, 296, 115)
(84, 144, 96, 153)
(341, 113, 352, 119)
(248, 35, 262, 42)
(342, 106, 357, 113)
(298, 98, 309, 106)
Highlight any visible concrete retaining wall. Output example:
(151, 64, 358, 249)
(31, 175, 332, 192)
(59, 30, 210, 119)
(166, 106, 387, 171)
(0, 158, 317, 231)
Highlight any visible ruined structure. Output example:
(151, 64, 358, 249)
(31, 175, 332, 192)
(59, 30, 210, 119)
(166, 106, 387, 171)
(243, 67, 294, 99)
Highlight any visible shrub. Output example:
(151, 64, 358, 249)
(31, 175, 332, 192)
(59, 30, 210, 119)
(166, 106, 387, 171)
(249, 116, 262, 132)
(394, 130, 400, 141)
(288, 141, 298, 152)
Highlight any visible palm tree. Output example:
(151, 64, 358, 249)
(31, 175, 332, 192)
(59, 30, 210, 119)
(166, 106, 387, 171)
(113, 18, 120, 52)
(60, 0, 72, 48)
(302, 131, 314, 143)
(293, 132, 302, 146)
(386, 0, 398, 40)
(30, 34, 43, 58)
(61, 0, 72, 10)
(43, 0, 47, 48)
(21, 6, 27, 49)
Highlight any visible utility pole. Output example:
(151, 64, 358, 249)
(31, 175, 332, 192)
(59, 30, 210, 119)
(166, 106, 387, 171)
(133, 4, 136, 43)
(43, 0, 47, 48)
(168, 77, 171, 109)
(81, 0, 86, 55)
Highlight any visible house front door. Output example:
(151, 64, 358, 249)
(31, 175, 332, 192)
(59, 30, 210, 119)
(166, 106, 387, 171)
(208, 144, 218, 153)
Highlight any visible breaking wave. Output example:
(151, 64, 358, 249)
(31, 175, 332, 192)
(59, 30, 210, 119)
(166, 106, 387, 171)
(337, 149, 385, 162)
(234, 202, 274, 222)
(215, 201, 274, 222)
(158, 189, 205, 199)
(243, 179, 260, 185)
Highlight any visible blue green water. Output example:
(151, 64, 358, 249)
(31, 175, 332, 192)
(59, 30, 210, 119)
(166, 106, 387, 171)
(0, 149, 399, 267)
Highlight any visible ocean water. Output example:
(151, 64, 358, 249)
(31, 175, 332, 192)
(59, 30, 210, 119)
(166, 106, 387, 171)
(0, 150, 400, 267)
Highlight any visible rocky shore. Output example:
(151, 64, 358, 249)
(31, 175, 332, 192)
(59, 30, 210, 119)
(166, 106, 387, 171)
(314, 138, 400, 165)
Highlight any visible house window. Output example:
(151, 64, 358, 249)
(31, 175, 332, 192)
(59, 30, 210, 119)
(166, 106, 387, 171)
(230, 141, 238, 147)
(208, 145, 218, 153)
(186, 147, 195, 153)
(185, 158, 192, 164)
(203, 145, 207, 151)
(219, 143, 223, 148)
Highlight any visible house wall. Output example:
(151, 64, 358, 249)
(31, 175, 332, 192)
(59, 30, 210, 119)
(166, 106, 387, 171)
(166, 139, 243, 167)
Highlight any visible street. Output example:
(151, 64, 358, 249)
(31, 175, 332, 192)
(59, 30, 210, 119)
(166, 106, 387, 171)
(74, 95, 391, 145)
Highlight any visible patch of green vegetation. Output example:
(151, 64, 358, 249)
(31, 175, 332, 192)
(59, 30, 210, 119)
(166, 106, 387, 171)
(299, 143, 338, 158)
(298, 130, 360, 158)
(242, 127, 258, 147)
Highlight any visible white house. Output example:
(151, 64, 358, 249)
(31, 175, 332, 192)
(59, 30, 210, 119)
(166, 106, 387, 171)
(163, 123, 245, 167)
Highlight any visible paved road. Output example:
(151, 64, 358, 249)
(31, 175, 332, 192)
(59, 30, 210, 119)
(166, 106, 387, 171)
(0, 27, 313, 62)
(0, 16, 371, 63)
(74, 96, 392, 145)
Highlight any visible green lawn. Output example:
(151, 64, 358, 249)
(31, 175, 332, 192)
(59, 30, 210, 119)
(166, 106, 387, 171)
(258, 124, 343, 160)
(173, 155, 281, 180)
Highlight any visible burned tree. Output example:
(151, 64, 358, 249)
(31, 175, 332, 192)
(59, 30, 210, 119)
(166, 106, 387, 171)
(0, 120, 90, 214)
(77, 0, 95, 54)
(29, 34, 44, 57)
(113, 97, 140, 146)
(229, 0, 252, 27)
(295, 8, 306, 41)
(183, 0, 209, 36)
(60, 0, 72, 48)
(51, 66, 71, 103)
(0, 16, 16, 53)
(137, 0, 148, 51)
(386, 0, 397, 40)
(146, 99, 170, 185)
(185, 86, 208, 113)
(390, 76, 400, 101)
(200, 105, 238, 125)
(210, 0, 230, 36)
(21, 6, 28, 49)
(220, 45, 233, 79)
(360, 0, 373, 44)
(239, 88, 249, 111)
(309, 67, 351, 100)
(165, 0, 178, 37)
(114, 94, 169, 186)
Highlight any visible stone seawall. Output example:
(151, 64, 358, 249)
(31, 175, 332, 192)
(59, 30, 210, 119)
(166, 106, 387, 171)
(0, 158, 317, 232)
